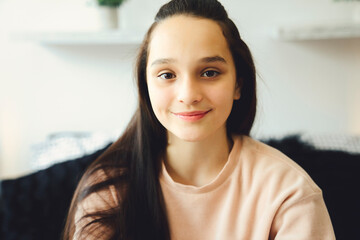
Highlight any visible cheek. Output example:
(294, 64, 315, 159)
(147, 82, 173, 114)
(208, 85, 235, 108)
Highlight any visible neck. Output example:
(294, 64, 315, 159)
(165, 128, 232, 187)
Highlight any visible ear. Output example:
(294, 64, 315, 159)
(233, 81, 241, 100)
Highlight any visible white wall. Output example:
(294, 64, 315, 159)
(225, 0, 360, 137)
(1, 0, 359, 178)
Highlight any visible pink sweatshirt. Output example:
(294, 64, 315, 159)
(160, 136, 335, 239)
(74, 136, 335, 239)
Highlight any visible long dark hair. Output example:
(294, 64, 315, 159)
(63, 0, 256, 239)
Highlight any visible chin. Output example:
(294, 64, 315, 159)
(171, 131, 210, 143)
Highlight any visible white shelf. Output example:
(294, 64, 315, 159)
(272, 23, 360, 41)
(11, 30, 144, 45)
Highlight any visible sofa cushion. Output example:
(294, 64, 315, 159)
(0, 144, 109, 240)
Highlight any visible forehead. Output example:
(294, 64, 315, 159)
(148, 15, 231, 62)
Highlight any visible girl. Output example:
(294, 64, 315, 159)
(63, 0, 335, 239)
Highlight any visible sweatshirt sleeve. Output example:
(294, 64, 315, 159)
(270, 192, 336, 240)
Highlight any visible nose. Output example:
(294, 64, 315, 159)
(177, 75, 203, 105)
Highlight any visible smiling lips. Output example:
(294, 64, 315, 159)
(172, 110, 212, 122)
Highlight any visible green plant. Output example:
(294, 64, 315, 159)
(97, 0, 126, 7)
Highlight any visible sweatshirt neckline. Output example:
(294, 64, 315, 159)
(160, 135, 243, 194)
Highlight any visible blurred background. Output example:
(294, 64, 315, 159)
(0, 0, 359, 179)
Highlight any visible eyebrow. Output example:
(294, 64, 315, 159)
(200, 56, 227, 64)
(150, 55, 227, 66)
(151, 58, 176, 66)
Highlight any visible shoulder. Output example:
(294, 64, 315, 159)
(229, 136, 335, 238)
(233, 135, 322, 196)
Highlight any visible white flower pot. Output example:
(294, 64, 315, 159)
(96, 6, 119, 29)
(353, 4, 360, 23)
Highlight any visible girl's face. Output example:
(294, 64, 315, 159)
(146, 15, 240, 142)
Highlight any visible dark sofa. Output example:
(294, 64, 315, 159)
(0, 136, 359, 240)
(0, 146, 109, 240)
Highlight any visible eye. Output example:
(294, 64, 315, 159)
(201, 70, 220, 78)
(158, 72, 176, 80)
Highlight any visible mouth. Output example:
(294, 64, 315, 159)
(172, 109, 212, 122)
